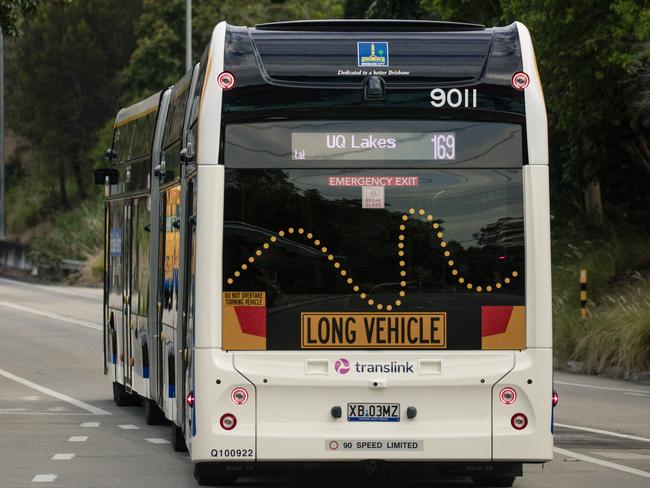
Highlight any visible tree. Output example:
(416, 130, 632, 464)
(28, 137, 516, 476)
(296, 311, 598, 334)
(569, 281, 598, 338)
(500, 0, 650, 226)
(420, 0, 501, 25)
(8, 0, 141, 208)
(420, 1, 650, 226)
(0, 0, 39, 37)
(122, 0, 345, 103)
(345, 0, 421, 18)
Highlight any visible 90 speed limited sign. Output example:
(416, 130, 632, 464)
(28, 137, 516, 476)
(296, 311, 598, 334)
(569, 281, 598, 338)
(327, 440, 423, 452)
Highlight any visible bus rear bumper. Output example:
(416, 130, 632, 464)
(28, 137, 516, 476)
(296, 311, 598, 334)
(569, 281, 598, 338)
(193, 460, 524, 480)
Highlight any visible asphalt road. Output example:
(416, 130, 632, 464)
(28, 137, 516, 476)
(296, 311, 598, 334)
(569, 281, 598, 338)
(0, 277, 649, 487)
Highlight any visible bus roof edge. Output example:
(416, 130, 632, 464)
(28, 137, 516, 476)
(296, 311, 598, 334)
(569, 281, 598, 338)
(254, 19, 485, 32)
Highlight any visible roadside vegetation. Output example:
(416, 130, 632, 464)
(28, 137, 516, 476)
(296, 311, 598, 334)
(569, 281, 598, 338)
(552, 211, 650, 376)
(2, 0, 650, 373)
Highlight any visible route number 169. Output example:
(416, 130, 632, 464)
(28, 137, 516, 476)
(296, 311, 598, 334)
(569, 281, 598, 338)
(431, 133, 455, 160)
(430, 88, 477, 108)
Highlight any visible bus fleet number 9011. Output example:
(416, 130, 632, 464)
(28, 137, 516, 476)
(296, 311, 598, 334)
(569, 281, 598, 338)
(430, 88, 477, 108)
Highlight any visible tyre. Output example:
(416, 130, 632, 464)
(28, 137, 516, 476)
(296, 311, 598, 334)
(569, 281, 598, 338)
(193, 464, 238, 486)
(144, 398, 168, 425)
(471, 476, 516, 487)
(171, 422, 188, 452)
(112, 382, 140, 406)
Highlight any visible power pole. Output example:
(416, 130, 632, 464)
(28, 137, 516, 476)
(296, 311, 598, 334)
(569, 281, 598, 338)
(185, 0, 192, 72)
(0, 29, 5, 239)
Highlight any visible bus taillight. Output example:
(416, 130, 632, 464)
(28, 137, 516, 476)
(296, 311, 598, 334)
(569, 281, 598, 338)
(511, 71, 530, 91)
(511, 413, 528, 430)
(499, 387, 517, 405)
(552, 390, 559, 407)
(186, 391, 195, 408)
(220, 413, 237, 430)
(217, 71, 236, 90)
(231, 387, 249, 405)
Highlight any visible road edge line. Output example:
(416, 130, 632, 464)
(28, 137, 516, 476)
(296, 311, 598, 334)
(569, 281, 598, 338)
(0, 301, 101, 331)
(555, 380, 650, 395)
(554, 447, 650, 479)
(0, 367, 111, 416)
(555, 423, 650, 443)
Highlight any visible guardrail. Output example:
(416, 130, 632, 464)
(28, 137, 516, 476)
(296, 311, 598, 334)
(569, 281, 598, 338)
(0, 239, 33, 272)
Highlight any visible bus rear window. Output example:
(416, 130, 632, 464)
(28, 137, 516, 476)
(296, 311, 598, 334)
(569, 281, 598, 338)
(222, 120, 525, 351)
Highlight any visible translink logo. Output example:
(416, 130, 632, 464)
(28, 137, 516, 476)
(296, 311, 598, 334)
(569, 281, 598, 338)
(334, 358, 415, 375)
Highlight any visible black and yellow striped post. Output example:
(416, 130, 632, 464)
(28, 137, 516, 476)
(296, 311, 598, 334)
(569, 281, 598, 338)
(580, 269, 588, 318)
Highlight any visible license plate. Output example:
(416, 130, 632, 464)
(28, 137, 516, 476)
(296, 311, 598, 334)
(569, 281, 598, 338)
(347, 403, 400, 422)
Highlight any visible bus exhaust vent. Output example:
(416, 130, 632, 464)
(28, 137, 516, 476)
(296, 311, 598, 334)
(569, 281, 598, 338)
(255, 20, 485, 32)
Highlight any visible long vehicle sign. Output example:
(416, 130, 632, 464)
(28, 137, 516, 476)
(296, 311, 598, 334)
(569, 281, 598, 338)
(301, 312, 446, 349)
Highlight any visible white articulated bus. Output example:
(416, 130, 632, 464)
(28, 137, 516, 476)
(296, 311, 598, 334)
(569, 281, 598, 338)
(97, 19, 554, 487)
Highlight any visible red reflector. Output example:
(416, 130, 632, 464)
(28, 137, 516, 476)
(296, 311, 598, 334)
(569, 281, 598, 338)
(186, 391, 195, 408)
(220, 413, 237, 431)
(552, 390, 559, 407)
(231, 387, 249, 405)
(499, 387, 517, 405)
(511, 71, 530, 91)
(217, 71, 236, 90)
(511, 413, 528, 430)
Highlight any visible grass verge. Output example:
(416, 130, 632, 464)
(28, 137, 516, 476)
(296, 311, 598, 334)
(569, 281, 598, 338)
(552, 217, 650, 374)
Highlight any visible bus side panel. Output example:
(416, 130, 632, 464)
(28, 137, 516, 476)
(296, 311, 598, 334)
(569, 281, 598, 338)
(194, 165, 224, 349)
(107, 199, 125, 386)
(131, 196, 151, 398)
(523, 165, 552, 349)
(516, 22, 548, 167)
(492, 348, 553, 461)
(196, 21, 226, 167)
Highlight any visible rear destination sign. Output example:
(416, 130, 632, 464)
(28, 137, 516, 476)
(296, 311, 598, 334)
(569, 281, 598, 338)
(301, 312, 446, 349)
(291, 132, 457, 160)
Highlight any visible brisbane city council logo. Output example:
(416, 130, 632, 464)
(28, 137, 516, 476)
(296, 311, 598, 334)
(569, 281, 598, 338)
(334, 358, 350, 375)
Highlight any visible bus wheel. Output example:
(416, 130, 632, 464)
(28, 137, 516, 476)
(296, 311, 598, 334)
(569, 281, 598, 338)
(171, 423, 187, 452)
(193, 464, 237, 486)
(471, 476, 516, 487)
(112, 382, 140, 406)
(143, 398, 168, 425)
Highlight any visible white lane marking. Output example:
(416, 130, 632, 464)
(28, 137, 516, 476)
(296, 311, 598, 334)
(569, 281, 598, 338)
(47, 407, 69, 412)
(118, 424, 140, 430)
(0, 408, 28, 412)
(0, 301, 101, 331)
(555, 423, 650, 443)
(625, 392, 648, 397)
(31, 474, 58, 482)
(593, 451, 650, 461)
(554, 447, 650, 479)
(145, 438, 170, 444)
(52, 453, 76, 460)
(0, 277, 101, 299)
(81, 422, 100, 428)
(0, 367, 110, 416)
(68, 436, 88, 442)
(21, 395, 40, 401)
(0, 412, 100, 416)
(555, 380, 650, 395)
